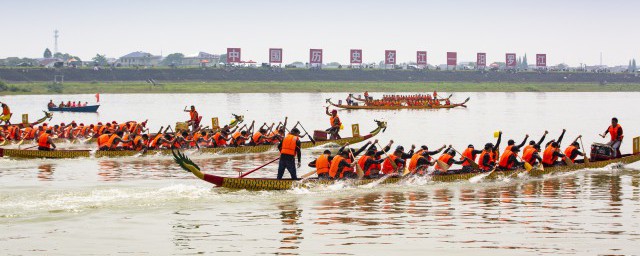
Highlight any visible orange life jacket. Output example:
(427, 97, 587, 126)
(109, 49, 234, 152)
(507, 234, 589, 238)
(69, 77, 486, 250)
(212, 132, 227, 146)
(107, 134, 120, 149)
(498, 150, 515, 169)
(542, 145, 558, 165)
(232, 132, 245, 146)
(97, 134, 110, 148)
(358, 155, 375, 176)
(408, 150, 425, 172)
(330, 115, 341, 127)
(280, 134, 298, 156)
(121, 134, 132, 149)
(149, 134, 163, 148)
(505, 145, 514, 152)
(523, 145, 533, 153)
(189, 110, 198, 121)
(329, 155, 345, 178)
(38, 133, 51, 148)
(461, 148, 477, 167)
(23, 127, 34, 140)
(2, 105, 10, 115)
(522, 148, 538, 164)
(478, 150, 493, 170)
(316, 154, 330, 175)
(133, 135, 145, 150)
(381, 154, 401, 174)
(564, 145, 577, 163)
(435, 154, 453, 171)
(252, 132, 263, 145)
(608, 124, 623, 141)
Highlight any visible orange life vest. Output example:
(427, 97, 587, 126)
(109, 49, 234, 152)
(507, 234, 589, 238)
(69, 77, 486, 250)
(498, 150, 515, 169)
(608, 124, 623, 141)
(212, 132, 227, 146)
(149, 134, 163, 148)
(523, 145, 533, 153)
(189, 110, 198, 121)
(252, 132, 263, 145)
(38, 133, 51, 148)
(329, 155, 345, 178)
(461, 148, 477, 167)
(408, 150, 425, 172)
(382, 155, 401, 174)
(280, 134, 298, 156)
(107, 134, 120, 149)
(121, 134, 132, 149)
(478, 150, 493, 170)
(97, 134, 110, 148)
(505, 145, 514, 152)
(542, 145, 558, 165)
(316, 154, 330, 175)
(357, 155, 375, 176)
(232, 132, 245, 146)
(564, 145, 578, 163)
(2, 105, 9, 115)
(330, 115, 341, 127)
(435, 154, 453, 171)
(522, 148, 538, 164)
(133, 136, 145, 150)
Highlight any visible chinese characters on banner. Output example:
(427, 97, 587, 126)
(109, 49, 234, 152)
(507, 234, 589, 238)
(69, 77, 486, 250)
(477, 53, 486, 68)
(309, 49, 323, 65)
(416, 51, 427, 65)
(227, 48, 241, 63)
(536, 54, 547, 67)
(384, 50, 397, 65)
(269, 48, 282, 64)
(506, 53, 517, 68)
(447, 52, 457, 66)
(350, 49, 362, 64)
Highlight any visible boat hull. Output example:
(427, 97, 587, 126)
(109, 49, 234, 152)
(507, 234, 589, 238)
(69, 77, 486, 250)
(48, 105, 100, 113)
(327, 98, 469, 110)
(203, 153, 640, 190)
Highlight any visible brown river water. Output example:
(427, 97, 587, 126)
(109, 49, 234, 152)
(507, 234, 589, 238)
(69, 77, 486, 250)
(1, 92, 640, 255)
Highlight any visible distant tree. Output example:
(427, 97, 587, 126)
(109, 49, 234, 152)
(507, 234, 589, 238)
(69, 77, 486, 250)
(5, 57, 36, 66)
(92, 54, 108, 66)
(219, 54, 227, 64)
(633, 59, 637, 72)
(326, 62, 341, 67)
(629, 60, 633, 71)
(522, 54, 528, 68)
(43, 48, 52, 58)
(160, 53, 184, 66)
(53, 52, 81, 62)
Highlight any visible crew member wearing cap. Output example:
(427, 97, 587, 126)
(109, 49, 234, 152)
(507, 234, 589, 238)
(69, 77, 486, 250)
(601, 117, 623, 158)
(381, 145, 415, 175)
(461, 144, 483, 172)
(563, 135, 587, 163)
(498, 146, 523, 170)
(408, 144, 447, 174)
(435, 147, 469, 173)
(325, 107, 342, 140)
(277, 128, 302, 179)
(37, 129, 57, 151)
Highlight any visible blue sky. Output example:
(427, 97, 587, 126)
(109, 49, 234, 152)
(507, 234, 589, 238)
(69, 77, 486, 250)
(2, 0, 638, 66)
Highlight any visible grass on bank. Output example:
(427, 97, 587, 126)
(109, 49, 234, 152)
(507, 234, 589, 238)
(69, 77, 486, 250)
(2, 81, 640, 95)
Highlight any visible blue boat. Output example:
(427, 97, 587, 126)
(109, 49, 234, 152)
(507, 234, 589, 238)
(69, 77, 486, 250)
(48, 105, 100, 113)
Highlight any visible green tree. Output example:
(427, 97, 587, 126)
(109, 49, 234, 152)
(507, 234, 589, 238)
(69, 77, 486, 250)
(629, 60, 633, 71)
(43, 48, 52, 58)
(633, 59, 637, 72)
(92, 54, 108, 66)
(160, 53, 184, 66)
(53, 52, 82, 62)
(522, 54, 528, 68)
(219, 53, 227, 64)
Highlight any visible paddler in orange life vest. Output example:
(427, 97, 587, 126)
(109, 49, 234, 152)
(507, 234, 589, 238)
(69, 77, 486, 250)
(309, 150, 333, 179)
(505, 134, 529, 153)
(434, 147, 469, 173)
(97, 130, 112, 150)
(498, 146, 523, 170)
(277, 128, 302, 179)
(107, 131, 132, 150)
(381, 145, 415, 176)
(328, 150, 358, 179)
(542, 129, 567, 167)
(408, 144, 447, 175)
(37, 129, 57, 151)
(478, 143, 498, 171)
(563, 136, 587, 163)
(325, 107, 342, 140)
(460, 144, 483, 173)
(600, 117, 623, 158)
(184, 105, 201, 130)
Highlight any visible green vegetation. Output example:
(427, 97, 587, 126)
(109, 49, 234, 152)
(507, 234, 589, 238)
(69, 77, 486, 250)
(1, 81, 640, 95)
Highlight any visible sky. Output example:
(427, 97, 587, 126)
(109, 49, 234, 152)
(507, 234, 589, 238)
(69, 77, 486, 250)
(1, 0, 638, 66)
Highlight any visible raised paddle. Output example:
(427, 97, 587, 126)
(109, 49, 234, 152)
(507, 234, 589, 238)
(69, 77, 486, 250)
(239, 157, 280, 178)
(579, 136, 590, 164)
(295, 121, 316, 145)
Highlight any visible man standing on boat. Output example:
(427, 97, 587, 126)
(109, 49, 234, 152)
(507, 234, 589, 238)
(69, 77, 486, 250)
(0, 102, 12, 125)
(185, 105, 201, 131)
(325, 107, 342, 140)
(601, 117, 623, 158)
(277, 128, 301, 179)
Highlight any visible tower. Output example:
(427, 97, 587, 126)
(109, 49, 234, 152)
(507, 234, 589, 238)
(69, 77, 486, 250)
(54, 29, 59, 54)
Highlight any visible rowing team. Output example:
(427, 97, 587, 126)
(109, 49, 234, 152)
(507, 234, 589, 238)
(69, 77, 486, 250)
(380, 92, 440, 102)
(365, 98, 451, 107)
(275, 118, 624, 180)
(0, 120, 149, 143)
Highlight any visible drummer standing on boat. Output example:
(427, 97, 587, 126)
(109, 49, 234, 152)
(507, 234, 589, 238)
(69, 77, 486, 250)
(184, 105, 200, 130)
(601, 117, 623, 158)
(277, 128, 301, 179)
(0, 102, 12, 125)
(325, 107, 342, 140)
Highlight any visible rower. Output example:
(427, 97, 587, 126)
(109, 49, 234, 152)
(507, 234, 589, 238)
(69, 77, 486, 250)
(277, 128, 301, 179)
(334, 141, 372, 179)
(325, 107, 342, 140)
(171, 131, 195, 149)
(505, 134, 529, 152)
(541, 129, 567, 167)
(97, 130, 112, 150)
(524, 131, 548, 152)
(231, 130, 249, 147)
(309, 150, 332, 179)
(212, 130, 233, 147)
(0, 102, 11, 125)
(37, 129, 57, 151)
(460, 144, 483, 172)
(329, 150, 357, 179)
(107, 131, 131, 150)
(360, 139, 393, 177)
(381, 145, 415, 176)
(478, 143, 497, 171)
(498, 146, 523, 170)
(435, 148, 468, 173)
(600, 117, 623, 158)
(185, 105, 200, 130)
(132, 134, 149, 151)
(358, 149, 386, 178)
(522, 144, 543, 167)
(408, 145, 447, 175)
(563, 136, 587, 163)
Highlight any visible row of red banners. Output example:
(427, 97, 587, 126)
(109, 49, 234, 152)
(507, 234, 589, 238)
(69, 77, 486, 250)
(226, 48, 548, 67)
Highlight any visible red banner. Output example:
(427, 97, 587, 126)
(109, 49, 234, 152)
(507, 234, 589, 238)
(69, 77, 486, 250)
(505, 53, 516, 68)
(309, 49, 323, 64)
(477, 53, 486, 67)
(350, 49, 362, 64)
(416, 51, 427, 65)
(384, 50, 397, 65)
(269, 48, 282, 63)
(536, 54, 547, 67)
(226, 48, 241, 63)
(447, 52, 457, 66)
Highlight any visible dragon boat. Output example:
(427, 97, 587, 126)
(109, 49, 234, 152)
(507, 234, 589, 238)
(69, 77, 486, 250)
(327, 97, 469, 110)
(0, 120, 386, 159)
(0, 111, 53, 129)
(172, 140, 640, 191)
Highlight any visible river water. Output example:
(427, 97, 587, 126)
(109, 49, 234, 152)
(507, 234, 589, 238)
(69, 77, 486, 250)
(1, 92, 640, 255)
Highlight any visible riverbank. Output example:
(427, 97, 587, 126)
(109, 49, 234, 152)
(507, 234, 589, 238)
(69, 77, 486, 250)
(2, 81, 640, 95)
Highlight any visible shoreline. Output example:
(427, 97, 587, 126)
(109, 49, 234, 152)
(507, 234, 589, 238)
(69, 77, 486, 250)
(2, 81, 640, 95)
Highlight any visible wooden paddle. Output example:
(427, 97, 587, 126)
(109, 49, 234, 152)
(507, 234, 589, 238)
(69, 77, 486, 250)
(451, 147, 480, 169)
(239, 157, 280, 178)
(579, 136, 590, 164)
(515, 154, 533, 172)
(295, 121, 316, 145)
(349, 147, 365, 179)
(300, 169, 318, 179)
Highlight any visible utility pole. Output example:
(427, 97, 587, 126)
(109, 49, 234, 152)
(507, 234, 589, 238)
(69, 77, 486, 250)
(54, 29, 59, 54)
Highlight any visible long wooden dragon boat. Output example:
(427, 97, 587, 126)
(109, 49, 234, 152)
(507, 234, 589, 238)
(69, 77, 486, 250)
(172, 150, 640, 191)
(0, 111, 53, 129)
(327, 97, 469, 110)
(10, 114, 245, 146)
(0, 120, 386, 159)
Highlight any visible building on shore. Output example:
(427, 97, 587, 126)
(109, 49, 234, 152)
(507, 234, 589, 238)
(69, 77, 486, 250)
(182, 52, 220, 67)
(117, 51, 162, 67)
